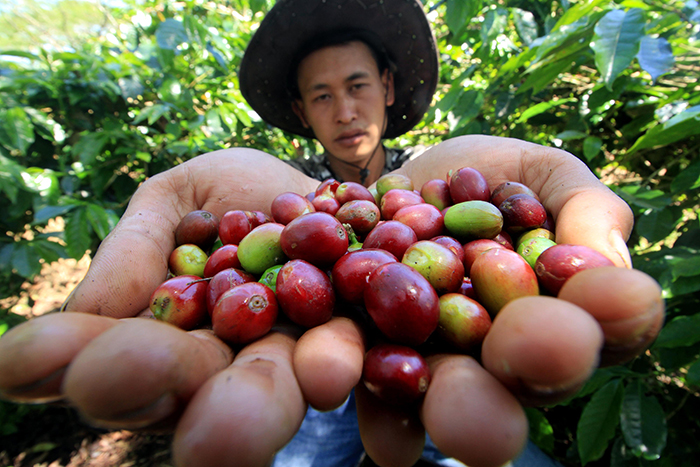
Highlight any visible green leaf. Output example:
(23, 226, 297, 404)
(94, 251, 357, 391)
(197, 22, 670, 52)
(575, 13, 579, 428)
(0, 50, 40, 60)
(525, 408, 555, 454)
(620, 381, 667, 460)
(72, 132, 110, 167)
(637, 36, 674, 83)
(11, 242, 43, 278)
(552, 0, 610, 30)
(0, 107, 35, 154)
(33, 205, 76, 224)
(480, 8, 508, 44)
(448, 90, 484, 134)
(519, 58, 576, 96)
(615, 185, 672, 210)
(635, 207, 676, 243)
(629, 105, 700, 154)
(557, 130, 588, 141)
(671, 158, 700, 194)
(85, 204, 113, 240)
(117, 76, 145, 100)
(32, 239, 66, 264)
(516, 98, 576, 123)
(686, 358, 700, 388)
(512, 8, 538, 46)
(445, 0, 480, 37)
(591, 9, 646, 90)
(0, 243, 14, 270)
(134, 104, 171, 125)
(583, 136, 603, 160)
(156, 19, 188, 50)
(577, 379, 624, 465)
(573, 368, 620, 400)
(672, 255, 700, 281)
(64, 207, 91, 260)
(653, 314, 700, 349)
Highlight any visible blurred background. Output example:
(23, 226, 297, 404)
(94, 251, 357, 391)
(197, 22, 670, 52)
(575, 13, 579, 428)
(0, 0, 698, 465)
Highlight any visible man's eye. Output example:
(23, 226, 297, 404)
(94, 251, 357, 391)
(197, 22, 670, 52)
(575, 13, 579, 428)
(314, 94, 330, 102)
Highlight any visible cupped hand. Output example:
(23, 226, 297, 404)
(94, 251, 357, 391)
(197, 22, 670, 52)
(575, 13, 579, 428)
(294, 136, 664, 467)
(0, 149, 319, 465)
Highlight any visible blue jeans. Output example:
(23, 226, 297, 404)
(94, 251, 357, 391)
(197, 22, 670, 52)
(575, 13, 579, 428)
(272, 391, 562, 467)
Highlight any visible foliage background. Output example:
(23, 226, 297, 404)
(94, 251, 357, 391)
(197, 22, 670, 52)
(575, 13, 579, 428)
(0, 0, 699, 465)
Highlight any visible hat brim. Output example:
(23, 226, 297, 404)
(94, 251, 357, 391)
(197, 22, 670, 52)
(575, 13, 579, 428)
(239, 0, 439, 139)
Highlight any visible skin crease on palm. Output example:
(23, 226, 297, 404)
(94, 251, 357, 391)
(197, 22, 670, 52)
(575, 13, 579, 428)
(0, 42, 665, 467)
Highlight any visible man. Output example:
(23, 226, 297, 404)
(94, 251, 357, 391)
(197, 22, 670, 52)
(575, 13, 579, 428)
(0, 1, 664, 467)
(238, 0, 439, 187)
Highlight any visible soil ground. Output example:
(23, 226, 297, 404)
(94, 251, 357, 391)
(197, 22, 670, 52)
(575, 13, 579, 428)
(0, 254, 178, 467)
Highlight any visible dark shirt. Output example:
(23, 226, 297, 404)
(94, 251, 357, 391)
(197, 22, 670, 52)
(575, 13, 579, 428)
(285, 146, 420, 182)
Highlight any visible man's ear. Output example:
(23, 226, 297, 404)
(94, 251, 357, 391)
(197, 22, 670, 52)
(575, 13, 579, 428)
(382, 70, 395, 107)
(292, 100, 310, 128)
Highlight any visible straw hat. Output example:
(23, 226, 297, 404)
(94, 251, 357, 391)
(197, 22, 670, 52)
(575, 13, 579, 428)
(239, 0, 439, 139)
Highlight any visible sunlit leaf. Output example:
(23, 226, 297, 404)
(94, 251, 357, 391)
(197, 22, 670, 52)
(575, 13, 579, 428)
(552, 0, 610, 30)
(513, 8, 538, 46)
(118, 76, 145, 100)
(557, 130, 587, 140)
(637, 35, 674, 82)
(516, 98, 576, 123)
(591, 9, 646, 90)
(629, 105, 700, 153)
(525, 408, 554, 454)
(0, 107, 35, 154)
(156, 18, 188, 50)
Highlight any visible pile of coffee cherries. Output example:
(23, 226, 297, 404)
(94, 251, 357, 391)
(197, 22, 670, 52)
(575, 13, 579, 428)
(150, 167, 615, 406)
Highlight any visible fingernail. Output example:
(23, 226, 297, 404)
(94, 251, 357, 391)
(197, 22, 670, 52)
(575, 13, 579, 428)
(609, 229, 632, 268)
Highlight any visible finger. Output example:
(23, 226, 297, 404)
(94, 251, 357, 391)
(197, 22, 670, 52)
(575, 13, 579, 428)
(62, 319, 233, 430)
(0, 312, 118, 403)
(421, 355, 529, 467)
(397, 135, 634, 266)
(172, 328, 307, 467)
(558, 267, 665, 366)
(65, 149, 318, 319)
(355, 383, 426, 467)
(293, 317, 366, 411)
(481, 296, 604, 406)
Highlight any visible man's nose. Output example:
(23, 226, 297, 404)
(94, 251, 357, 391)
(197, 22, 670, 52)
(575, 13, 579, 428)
(335, 95, 357, 124)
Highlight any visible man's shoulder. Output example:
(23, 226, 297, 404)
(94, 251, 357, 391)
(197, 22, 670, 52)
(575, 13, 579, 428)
(284, 154, 332, 181)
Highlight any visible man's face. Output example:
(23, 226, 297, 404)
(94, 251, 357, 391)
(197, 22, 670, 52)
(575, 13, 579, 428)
(293, 41, 395, 164)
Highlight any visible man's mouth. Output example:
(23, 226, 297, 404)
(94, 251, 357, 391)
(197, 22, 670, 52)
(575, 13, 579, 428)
(335, 130, 366, 146)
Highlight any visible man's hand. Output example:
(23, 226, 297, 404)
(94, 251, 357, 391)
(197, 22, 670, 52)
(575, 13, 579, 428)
(0, 138, 664, 467)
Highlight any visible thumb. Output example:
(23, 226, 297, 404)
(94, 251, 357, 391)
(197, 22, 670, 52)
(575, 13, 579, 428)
(552, 186, 634, 268)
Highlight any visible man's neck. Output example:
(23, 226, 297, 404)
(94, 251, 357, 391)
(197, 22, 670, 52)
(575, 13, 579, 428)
(327, 145, 386, 187)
